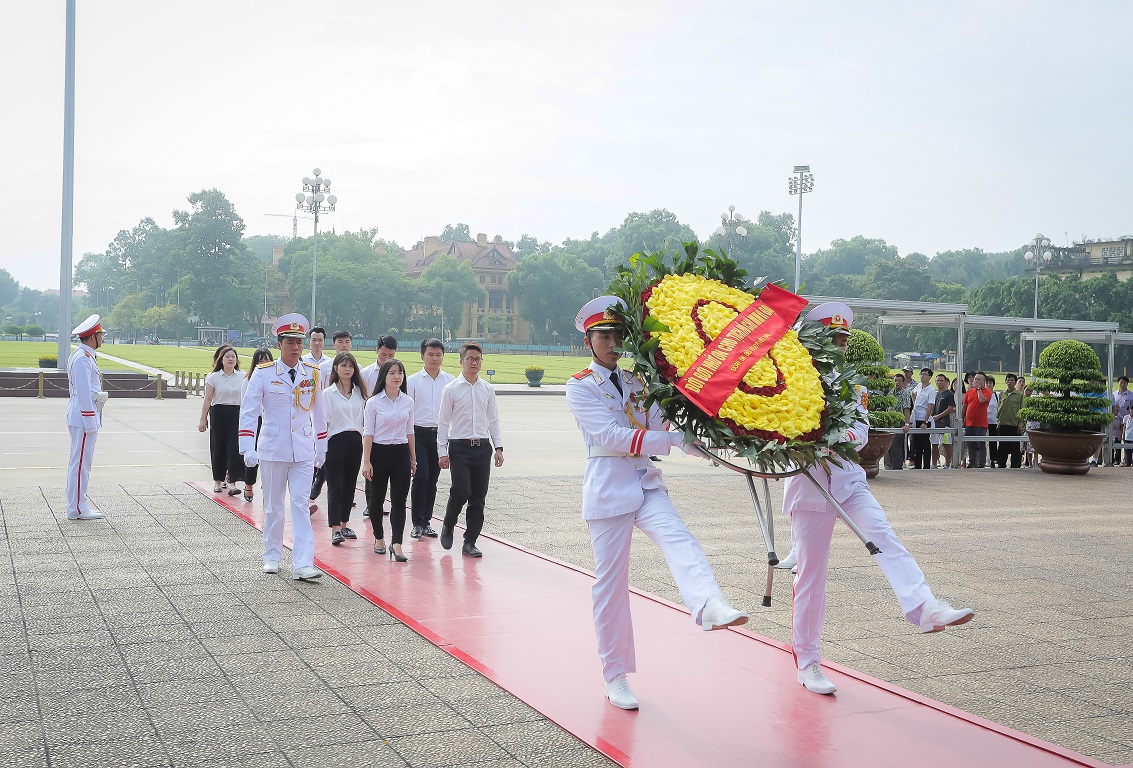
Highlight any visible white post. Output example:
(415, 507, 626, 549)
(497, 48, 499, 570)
(57, 0, 77, 367)
(311, 211, 319, 324)
(795, 187, 803, 293)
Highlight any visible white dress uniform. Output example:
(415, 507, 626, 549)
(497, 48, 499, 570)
(240, 321, 328, 574)
(65, 315, 108, 519)
(566, 297, 746, 692)
(782, 303, 970, 685)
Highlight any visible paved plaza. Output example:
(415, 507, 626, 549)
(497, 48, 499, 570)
(1, 396, 1131, 767)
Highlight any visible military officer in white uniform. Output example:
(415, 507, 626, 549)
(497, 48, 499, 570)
(65, 315, 109, 520)
(240, 313, 328, 581)
(565, 296, 749, 711)
(784, 303, 975, 695)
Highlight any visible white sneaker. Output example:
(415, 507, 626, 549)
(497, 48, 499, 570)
(700, 594, 749, 631)
(797, 662, 837, 695)
(774, 550, 797, 570)
(603, 674, 639, 710)
(292, 566, 323, 581)
(918, 598, 974, 633)
(66, 510, 105, 520)
(262, 560, 279, 574)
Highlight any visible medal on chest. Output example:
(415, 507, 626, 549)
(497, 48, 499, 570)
(293, 370, 320, 411)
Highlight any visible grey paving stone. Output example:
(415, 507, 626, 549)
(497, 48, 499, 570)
(46, 735, 171, 768)
(286, 740, 405, 768)
(38, 684, 144, 717)
(150, 701, 256, 735)
(261, 711, 373, 751)
(244, 686, 355, 722)
(390, 728, 510, 768)
(43, 709, 158, 746)
(0, 746, 50, 768)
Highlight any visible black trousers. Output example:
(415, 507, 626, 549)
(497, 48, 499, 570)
(884, 432, 906, 469)
(410, 426, 441, 528)
(368, 443, 411, 545)
(987, 424, 1000, 466)
(911, 422, 931, 468)
(443, 440, 493, 546)
(209, 405, 244, 484)
(965, 426, 988, 468)
(325, 432, 362, 528)
(994, 424, 1022, 468)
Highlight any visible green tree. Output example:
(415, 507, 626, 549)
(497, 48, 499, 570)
(109, 293, 148, 340)
(173, 189, 253, 326)
(507, 252, 605, 342)
(440, 223, 472, 242)
(0, 268, 19, 308)
(421, 256, 483, 338)
(806, 236, 899, 280)
(603, 210, 697, 277)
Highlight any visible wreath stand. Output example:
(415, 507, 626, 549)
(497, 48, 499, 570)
(695, 446, 881, 607)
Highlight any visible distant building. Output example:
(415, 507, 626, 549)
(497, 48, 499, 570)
(1044, 237, 1133, 282)
(401, 233, 531, 342)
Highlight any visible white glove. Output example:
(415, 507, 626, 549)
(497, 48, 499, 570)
(670, 432, 706, 457)
(94, 391, 109, 408)
(314, 453, 326, 469)
(243, 450, 259, 468)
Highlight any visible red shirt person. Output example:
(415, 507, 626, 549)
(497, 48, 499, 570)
(962, 372, 992, 468)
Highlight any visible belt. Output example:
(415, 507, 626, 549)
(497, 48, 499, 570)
(450, 438, 489, 446)
(415, 425, 438, 431)
(588, 446, 640, 458)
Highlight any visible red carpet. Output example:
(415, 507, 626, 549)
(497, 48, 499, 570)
(193, 481, 1108, 768)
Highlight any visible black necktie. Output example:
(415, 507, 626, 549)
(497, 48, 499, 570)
(289, 369, 296, 383)
(610, 371, 623, 396)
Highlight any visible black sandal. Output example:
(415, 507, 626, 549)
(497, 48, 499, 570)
(341, 527, 357, 539)
(331, 531, 345, 546)
(227, 488, 241, 496)
(243, 489, 254, 502)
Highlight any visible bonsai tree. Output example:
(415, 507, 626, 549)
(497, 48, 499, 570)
(1019, 340, 1111, 433)
(844, 329, 904, 429)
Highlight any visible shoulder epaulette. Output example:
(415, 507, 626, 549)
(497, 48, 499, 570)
(257, 361, 274, 369)
(572, 369, 593, 380)
(301, 360, 316, 368)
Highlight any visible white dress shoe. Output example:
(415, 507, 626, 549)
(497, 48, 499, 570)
(918, 598, 974, 634)
(67, 510, 105, 520)
(603, 674, 639, 710)
(797, 662, 837, 695)
(292, 566, 323, 581)
(700, 594, 749, 631)
(774, 549, 797, 570)
(262, 560, 279, 574)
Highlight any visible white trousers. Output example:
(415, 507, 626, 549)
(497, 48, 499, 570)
(260, 460, 315, 569)
(587, 488, 721, 682)
(790, 489, 934, 670)
(66, 426, 98, 516)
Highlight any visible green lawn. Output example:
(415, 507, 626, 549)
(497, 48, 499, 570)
(0, 341, 135, 372)
(92, 343, 617, 384)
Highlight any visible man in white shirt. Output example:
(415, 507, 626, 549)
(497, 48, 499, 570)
(437, 343, 503, 558)
(359, 335, 398, 518)
(301, 326, 331, 375)
(910, 368, 936, 469)
(359, 335, 398, 399)
(407, 338, 455, 539)
(65, 314, 109, 520)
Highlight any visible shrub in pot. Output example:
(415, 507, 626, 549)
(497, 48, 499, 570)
(1018, 339, 1111, 475)
(38, 355, 58, 369)
(525, 365, 544, 387)
(842, 329, 903, 477)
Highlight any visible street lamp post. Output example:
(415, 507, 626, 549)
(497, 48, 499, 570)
(1024, 234, 1053, 370)
(294, 168, 337, 324)
(713, 205, 748, 257)
(788, 165, 814, 293)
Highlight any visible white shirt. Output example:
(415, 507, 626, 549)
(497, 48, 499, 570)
(324, 384, 365, 439)
(360, 362, 380, 400)
(986, 391, 999, 425)
(437, 375, 503, 458)
(911, 382, 936, 422)
(363, 390, 415, 444)
(205, 370, 244, 406)
(407, 368, 456, 427)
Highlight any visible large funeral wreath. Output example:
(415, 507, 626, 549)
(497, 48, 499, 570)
(608, 242, 864, 471)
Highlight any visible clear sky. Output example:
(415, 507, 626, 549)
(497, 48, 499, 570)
(4, 0, 1131, 290)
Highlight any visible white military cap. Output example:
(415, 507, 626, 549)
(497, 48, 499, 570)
(71, 314, 104, 339)
(804, 302, 853, 333)
(575, 296, 627, 333)
(273, 313, 310, 339)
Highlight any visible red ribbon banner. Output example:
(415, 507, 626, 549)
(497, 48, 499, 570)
(675, 283, 808, 417)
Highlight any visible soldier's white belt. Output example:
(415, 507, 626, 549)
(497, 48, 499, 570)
(587, 447, 641, 458)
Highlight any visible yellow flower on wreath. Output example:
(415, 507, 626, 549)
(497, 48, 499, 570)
(644, 273, 825, 438)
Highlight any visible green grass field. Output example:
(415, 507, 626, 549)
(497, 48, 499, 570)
(90, 343, 614, 384)
(0, 341, 135, 372)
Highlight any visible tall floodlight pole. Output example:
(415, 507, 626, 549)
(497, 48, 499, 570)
(713, 205, 748, 258)
(57, 0, 77, 367)
(1023, 234, 1053, 370)
(294, 168, 337, 323)
(788, 165, 814, 293)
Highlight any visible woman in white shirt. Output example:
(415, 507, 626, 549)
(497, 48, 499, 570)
(239, 348, 273, 502)
(199, 346, 245, 495)
(362, 359, 416, 562)
(324, 352, 367, 546)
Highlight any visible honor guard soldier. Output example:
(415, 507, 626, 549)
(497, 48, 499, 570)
(783, 303, 974, 696)
(240, 313, 328, 581)
(565, 296, 749, 711)
(65, 314, 108, 520)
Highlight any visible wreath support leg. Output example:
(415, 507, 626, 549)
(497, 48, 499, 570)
(745, 474, 778, 607)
